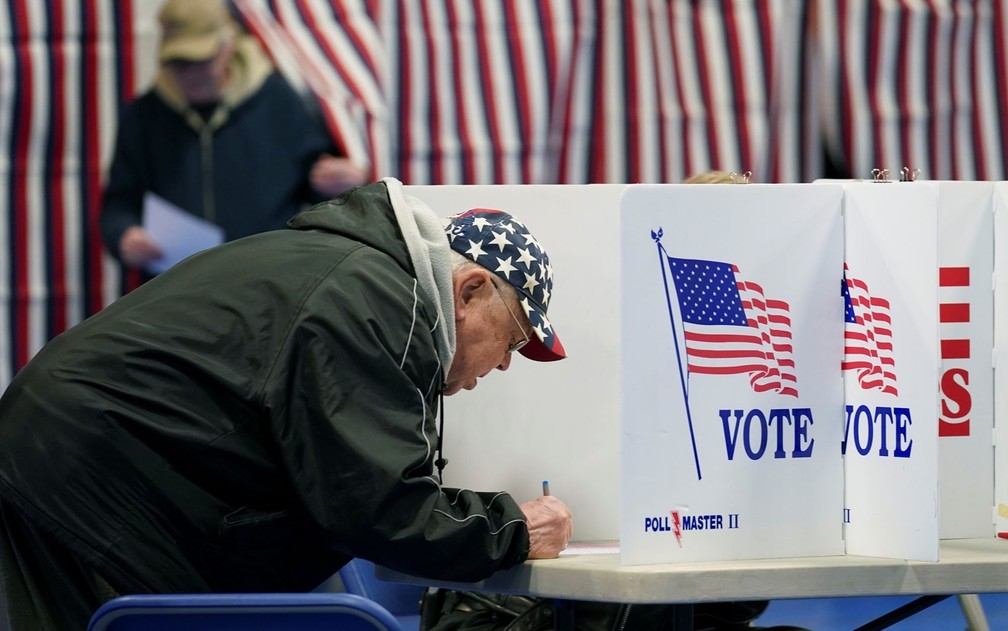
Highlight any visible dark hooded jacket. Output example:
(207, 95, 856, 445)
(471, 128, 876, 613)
(0, 180, 530, 595)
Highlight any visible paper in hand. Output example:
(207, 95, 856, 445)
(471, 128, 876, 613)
(141, 192, 224, 274)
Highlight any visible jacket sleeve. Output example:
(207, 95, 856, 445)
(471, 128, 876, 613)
(99, 104, 147, 261)
(261, 247, 530, 582)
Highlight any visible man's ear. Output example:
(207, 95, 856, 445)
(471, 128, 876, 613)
(454, 268, 491, 322)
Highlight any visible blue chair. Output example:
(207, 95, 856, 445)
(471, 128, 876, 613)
(337, 559, 426, 631)
(87, 592, 405, 631)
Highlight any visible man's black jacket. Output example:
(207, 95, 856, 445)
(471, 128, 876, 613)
(0, 181, 530, 594)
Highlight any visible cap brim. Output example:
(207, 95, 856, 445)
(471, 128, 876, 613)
(519, 335, 566, 362)
(517, 301, 566, 362)
(159, 33, 222, 63)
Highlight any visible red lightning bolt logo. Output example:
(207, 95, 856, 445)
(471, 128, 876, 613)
(670, 510, 682, 547)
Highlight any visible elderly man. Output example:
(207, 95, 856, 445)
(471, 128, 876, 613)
(0, 178, 573, 630)
(101, 0, 366, 273)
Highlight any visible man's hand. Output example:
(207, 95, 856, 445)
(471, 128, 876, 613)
(309, 154, 368, 197)
(119, 226, 163, 270)
(520, 496, 573, 559)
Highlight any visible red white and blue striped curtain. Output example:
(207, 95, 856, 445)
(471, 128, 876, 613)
(818, 0, 1008, 180)
(0, 1, 158, 387)
(234, 0, 388, 179)
(233, 0, 813, 185)
(3, 0, 1008, 387)
(568, 0, 813, 184)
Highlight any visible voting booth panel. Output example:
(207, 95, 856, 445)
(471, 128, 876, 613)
(994, 182, 1008, 540)
(400, 183, 979, 561)
(618, 184, 846, 564)
(932, 182, 996, 540)
(840, 183, 940, 562)
(818, 179, 997, 541)
(404, 184, 629, 542)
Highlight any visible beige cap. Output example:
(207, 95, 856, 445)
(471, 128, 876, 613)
(158, 0, 231, 63)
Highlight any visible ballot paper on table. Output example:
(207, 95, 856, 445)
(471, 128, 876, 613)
(142, 192, 224, 274)
(560, 542, 620, 556)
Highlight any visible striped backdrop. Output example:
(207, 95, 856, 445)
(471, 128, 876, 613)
(819, 0, 1008, 180)
(0, 1, 149, 387)
(2, 0, 1008, 387)
(233, 0, 815, 184)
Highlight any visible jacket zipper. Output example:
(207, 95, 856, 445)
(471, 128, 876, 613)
(200, 123, 215, 225)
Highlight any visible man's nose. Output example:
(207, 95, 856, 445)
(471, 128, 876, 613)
(497, 352, 513, 371)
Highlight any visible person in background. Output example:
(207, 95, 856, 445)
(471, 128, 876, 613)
(0, 178, 573, 631)
(100, 0, 366, 273)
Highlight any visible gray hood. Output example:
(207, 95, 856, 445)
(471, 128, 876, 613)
(382, 177, 456, 373)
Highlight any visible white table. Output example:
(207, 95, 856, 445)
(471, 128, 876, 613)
(376, 538, 1008, 629)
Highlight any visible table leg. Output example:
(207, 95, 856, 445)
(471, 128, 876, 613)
(958, 593, 991, 631)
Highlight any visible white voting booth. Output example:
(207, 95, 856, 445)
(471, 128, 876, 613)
(839, 183, 940, 561)
(404, 184, 629, 542)
(995, 182, 1008, 540)
(829, 180, 996, 544)
(930, 181, 996, 540)
(618, 184, 845, 563)
(402, 181, 997, 564)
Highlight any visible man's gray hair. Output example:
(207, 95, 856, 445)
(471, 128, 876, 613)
(450, 249, 482, 274)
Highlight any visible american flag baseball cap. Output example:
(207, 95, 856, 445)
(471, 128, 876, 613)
(444, 209, 566, 362)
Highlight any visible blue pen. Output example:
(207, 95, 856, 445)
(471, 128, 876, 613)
(542, 480, 550, 497)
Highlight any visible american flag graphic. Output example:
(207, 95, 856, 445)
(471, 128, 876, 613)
(842, 266, 898, 395)
(667, 257, 798, 398)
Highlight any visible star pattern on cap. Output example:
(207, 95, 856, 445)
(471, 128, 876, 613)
(522, 272, 540, 293)
(489, 231, 510, 251)
(516, 247, 535, 268)
(465, 239, 487, 260)
(444, 209, 561, 358)
(495, 256, 517, 277)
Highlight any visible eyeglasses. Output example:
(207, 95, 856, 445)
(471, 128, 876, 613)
(492, 280, 531, 354)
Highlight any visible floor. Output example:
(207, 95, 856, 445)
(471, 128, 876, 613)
(756, 593, 1008, 630)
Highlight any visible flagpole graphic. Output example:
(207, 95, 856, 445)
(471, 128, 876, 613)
(651, 230, 801, 482)
(653, 228, 703, 481)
